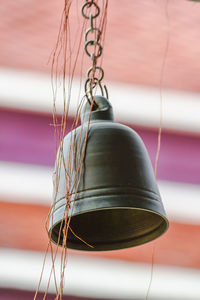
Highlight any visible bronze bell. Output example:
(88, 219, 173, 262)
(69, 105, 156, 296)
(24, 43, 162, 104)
(49, 96, 169, 251)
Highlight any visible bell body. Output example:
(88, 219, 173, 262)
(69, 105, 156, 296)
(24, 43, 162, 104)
(49, 96, 168, 251)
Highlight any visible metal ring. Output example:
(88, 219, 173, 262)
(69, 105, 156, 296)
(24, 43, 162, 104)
(85, 77, 99, 93)
(84, 27, 101, 43)
(104, 85, 109, 99)
(81, 2, 100, 19)
(84, 78, 99, 109)
(85, 77, 104, 97)
(85, 40, 102, 58)
(87, 66, 104, 82)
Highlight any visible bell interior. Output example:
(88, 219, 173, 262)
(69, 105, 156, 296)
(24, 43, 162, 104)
(51, 208, 167, 251)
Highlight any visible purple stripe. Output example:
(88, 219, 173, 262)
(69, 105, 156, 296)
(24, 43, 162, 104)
(0, 108, 200, 184)
(0, 288, 94, 300)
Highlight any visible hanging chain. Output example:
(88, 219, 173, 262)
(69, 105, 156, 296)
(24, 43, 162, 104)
(81, 0, 108, 108)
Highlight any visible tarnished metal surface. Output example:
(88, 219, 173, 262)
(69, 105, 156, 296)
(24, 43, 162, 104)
(49, 96, 169, 251)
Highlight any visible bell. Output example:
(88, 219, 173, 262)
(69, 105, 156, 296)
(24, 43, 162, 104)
(49, 96, 169, 251)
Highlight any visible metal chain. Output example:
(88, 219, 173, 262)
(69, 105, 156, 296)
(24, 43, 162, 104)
(81, 0, 108, 107)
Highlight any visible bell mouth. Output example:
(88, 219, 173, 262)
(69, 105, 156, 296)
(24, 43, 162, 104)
(49, 208, 168, 251)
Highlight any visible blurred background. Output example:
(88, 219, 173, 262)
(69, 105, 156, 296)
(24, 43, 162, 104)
(0, 0, 200, 299)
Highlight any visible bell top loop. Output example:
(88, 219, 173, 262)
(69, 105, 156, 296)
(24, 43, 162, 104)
(81, 96, 114, 123)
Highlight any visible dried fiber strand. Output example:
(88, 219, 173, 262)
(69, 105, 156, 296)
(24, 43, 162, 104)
(34, 1, 108, 299)
(146, 1, 170, 300)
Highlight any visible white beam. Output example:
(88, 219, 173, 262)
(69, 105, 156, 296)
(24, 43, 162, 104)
(0, 68, 200, 133)
(0, 248, 200, 299)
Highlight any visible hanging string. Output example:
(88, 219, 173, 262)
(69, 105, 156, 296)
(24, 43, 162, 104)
(154, 0, 170, 178)
(33, 1, 108, 299)
(146, 1, 170, 300)
(145, 244, 156, 300)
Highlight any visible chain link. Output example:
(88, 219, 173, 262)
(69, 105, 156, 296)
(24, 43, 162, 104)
(81, 0, 108, 106)
(81, 1, 100, 19)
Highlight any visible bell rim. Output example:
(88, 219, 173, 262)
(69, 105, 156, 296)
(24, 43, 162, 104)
(48, 206, 169, 251)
